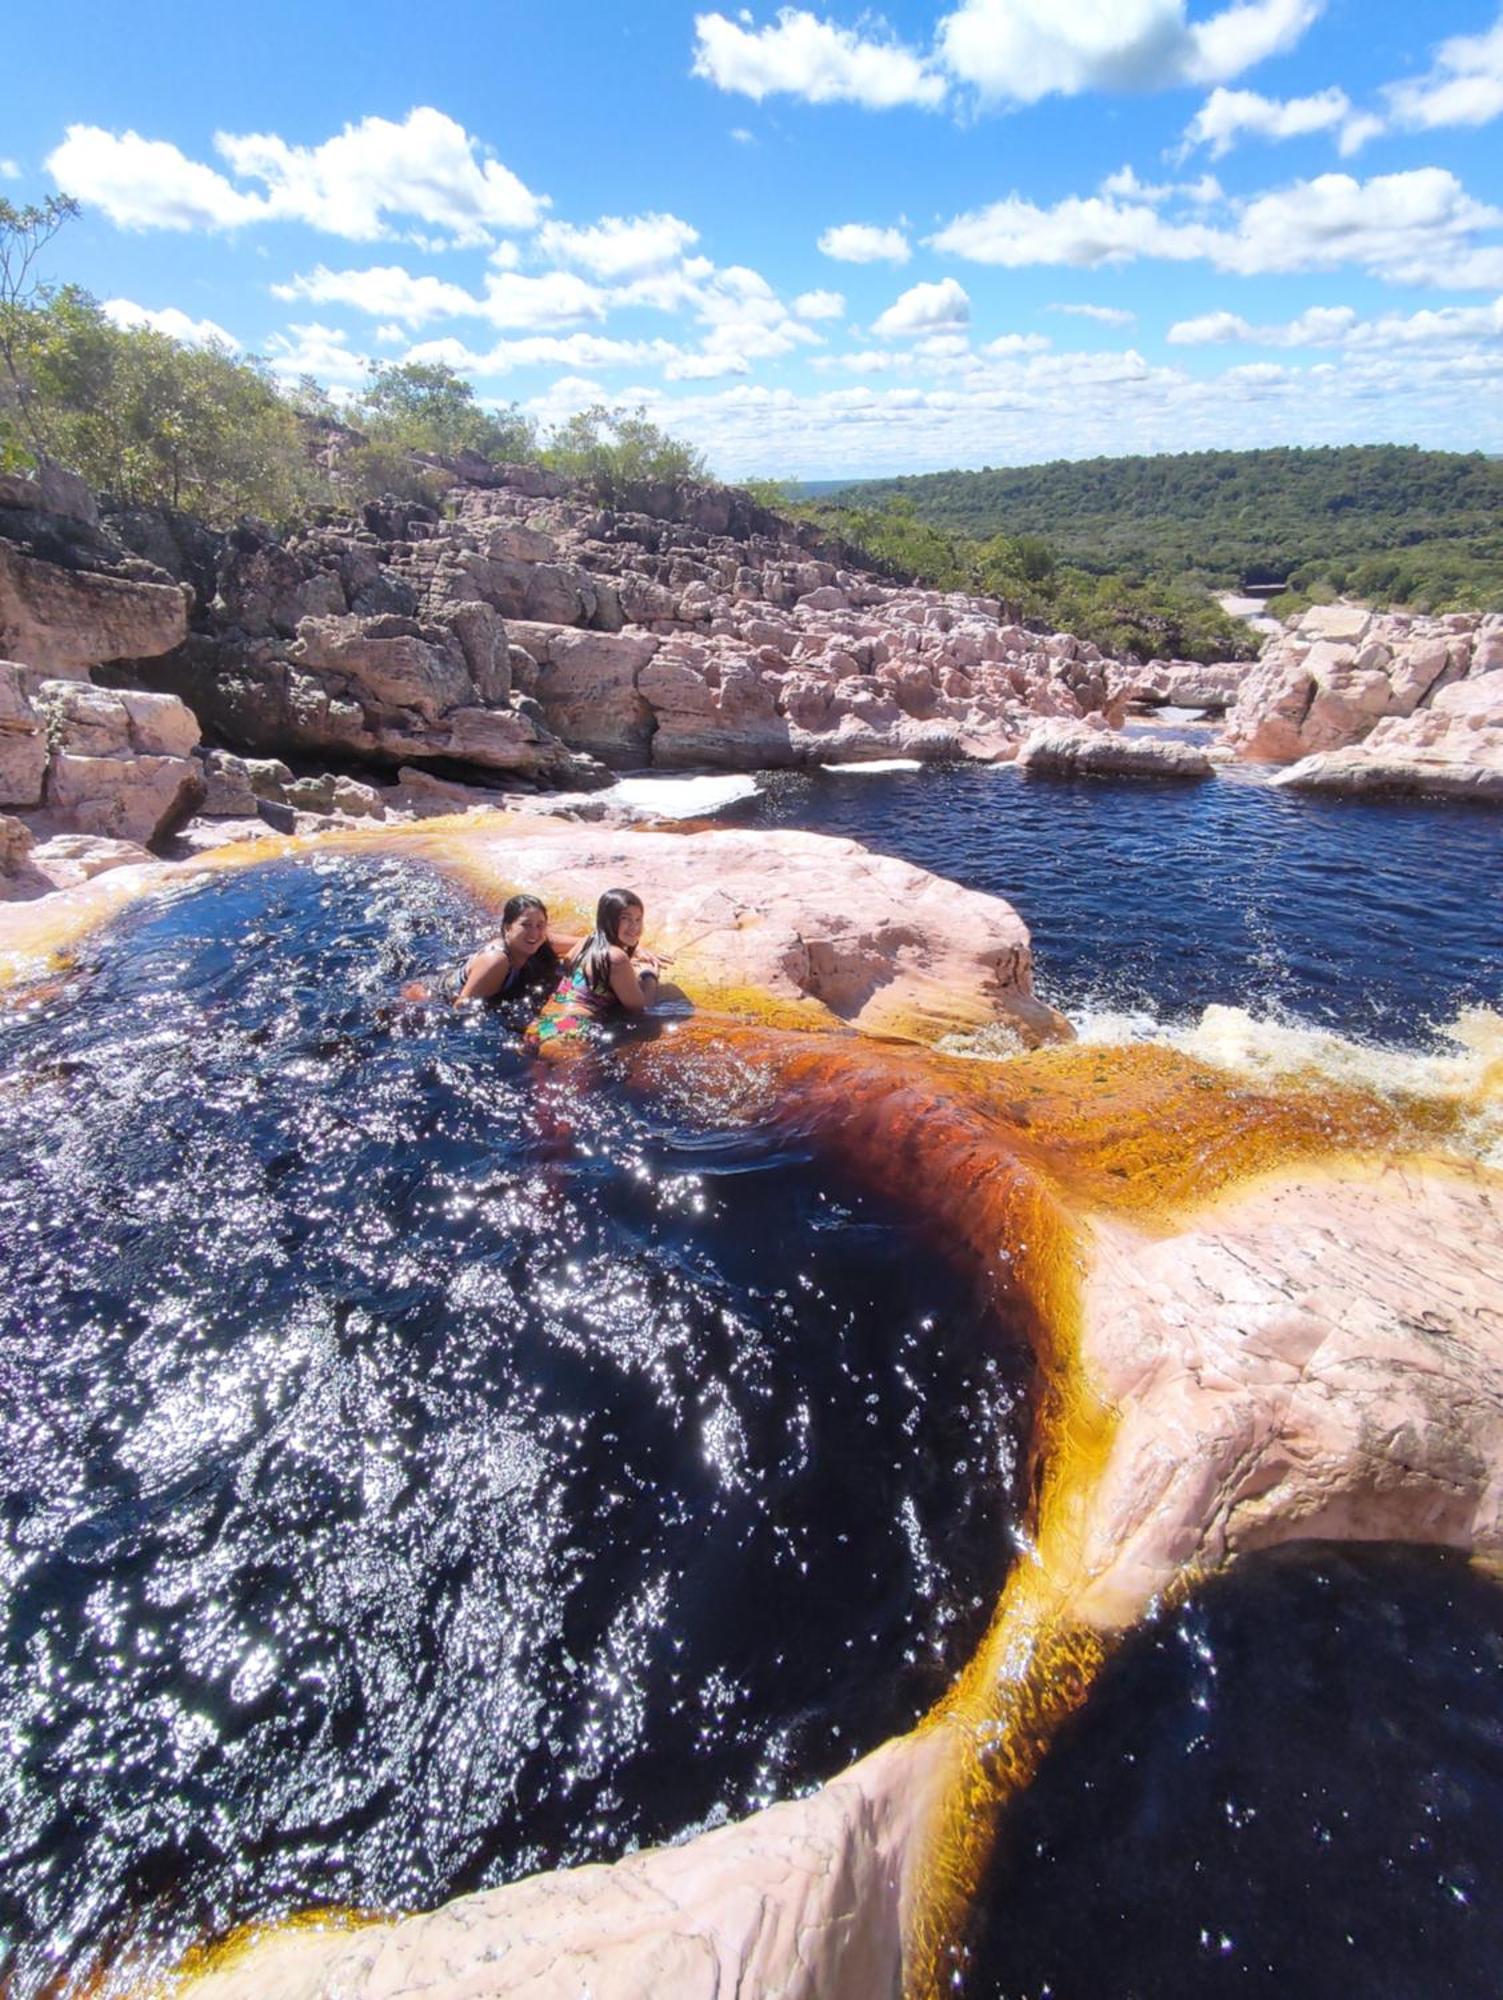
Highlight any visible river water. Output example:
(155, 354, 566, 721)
(0, 767, 1499, 1994)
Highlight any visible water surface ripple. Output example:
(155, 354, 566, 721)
(737, 766, 1502, 1041)
(0, 856, 1024, 1993)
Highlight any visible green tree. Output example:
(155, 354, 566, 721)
(355, 359, 538, 462)
(0, 193, 81, 468)
(542, 403, 708, 502)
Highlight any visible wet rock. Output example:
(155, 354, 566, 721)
(1016, 721, 1213, 779)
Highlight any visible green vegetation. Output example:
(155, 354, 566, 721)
(771, 491, 1257, 662)
(820, 446, 1503, 614)
(0, 200, 708, 526)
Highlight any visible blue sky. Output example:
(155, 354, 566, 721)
(8, 0, 1503, 477)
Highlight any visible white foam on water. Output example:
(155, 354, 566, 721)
(819, 759, 924, 774)
(609, 773, 761, 818)
(1068, 1000, 1503, 1165)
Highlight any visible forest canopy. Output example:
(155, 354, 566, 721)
(816, 446, 1503, 615)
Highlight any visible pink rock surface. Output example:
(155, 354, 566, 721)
(1271, 662, 1503, 799)
(1016, 720, 1212, 779)
(1075, 1160, 1503, 1625)
(1223, 606, 1500, 788)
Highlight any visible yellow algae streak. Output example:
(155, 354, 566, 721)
(158, 1905, 383, 1998)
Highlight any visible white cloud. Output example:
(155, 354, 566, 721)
(481, 270, 609, 329)
(1050, 301, 1137, 325)
(932, 168, 1503, 287)
(1186, 0, 1324, 84)
(1180, 85, 1377, 159)
(103, 298, 239, 346)
(818, 222, 910, 263)
(1167, 304, 1357, 344)
(216, 108, 544, 242)
(537, 212, 700, 280)
(272, 264, 478, 327)
(794, 287, 846, 318)
(730, 127, 756, 143)
(49, 108, 545, 243)
(0, 159, 20, 180)
(1386, 15, 1503, 132)
(1171, 296, 1503, 350)
(934, 0, 1322, 105)
(872, 277, 971, 337)
(983, 331, 1051, 354)
(692, 8, 946, 109)
(488, 239, 522, 270)
(403, 332, 679, 375)
(663, 350, 754, 380)
(1100, 164, 1223, 204)
(931, 192, 1220, 267)
(264, 322, 371, 387)
(523, 374, 611, 420)
(48, 126, 268, 229)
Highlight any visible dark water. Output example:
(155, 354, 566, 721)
(966, 1546, 1503, 2000)
(0, 857, 1026, 1993)
(731, 766, 1502, 1043)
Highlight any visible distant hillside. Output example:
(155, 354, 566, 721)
(821, 446, 1503, 606)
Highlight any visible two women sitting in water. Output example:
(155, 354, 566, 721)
(454, 886, 670, 1047)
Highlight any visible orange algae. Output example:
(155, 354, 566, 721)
(159, 1906, 385, 1997)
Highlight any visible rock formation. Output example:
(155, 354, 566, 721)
(1221, 602, 1503, 795)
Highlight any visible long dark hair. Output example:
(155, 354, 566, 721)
(570, 887, 643, 993)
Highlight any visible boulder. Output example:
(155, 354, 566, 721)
(531, 628, 661, 766)
(34, 680, 203, 844)
(0, 661, 48, 808)
(1016, 721, 1212, 779)
(0, 540, 187, 676)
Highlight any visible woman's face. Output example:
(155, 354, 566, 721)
(614, 903, 645, 951)
(504, 906, 549, 958)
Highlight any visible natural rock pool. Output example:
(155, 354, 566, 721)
(0, 856, 1026, 1993)
(0, 769, 1498, 1998)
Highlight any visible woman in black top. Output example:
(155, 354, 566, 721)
(453, 894, 563, 1015)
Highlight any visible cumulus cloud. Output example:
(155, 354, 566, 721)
(272, 264, 479, 327)
(934, 0, 1322, 104)
(932, 168, 1503, 287)
(1386, 14, 1503, 132)
(1180, 85, 1378, 158)
(872, 277, 971, 337)
(1170, 296, 1503, 350)
(48, 126, 267, 229)
(1050, 301, 1137, 325)
(403, 332, 680, 375)
(0, 159, 21, 180)
(983, 331, 1052, 354)
(103, 299, 239, 346)
(794, 287, 846, 318)
(537, 212, 700, 279)
(818, 222, 910, 263)
(264, 322, 371, 387)
(1167, 304, 1357, 344)
(691, 8, 946, 108)
(1100, 164, 1222, 204)
(48, 108, 545, 243)
(481, 271, 609, 329)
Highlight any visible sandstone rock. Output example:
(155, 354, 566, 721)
(292, 614, 472, 722)
(0, 811, 34, 873)
(1271, 673, 1503, 800)
(26, 832, 156, 890)
(531, 628, 661, 766)
(0, 661, 48, 808)
(1297, 602, 1372, 644)
(1017, 721, 1212, 779)
(47, 751, 203, 845)
(0, 541, 187, 676)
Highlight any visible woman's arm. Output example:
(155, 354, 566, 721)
(605, 945, 658, 1012)
(455, 941, 511, 1004)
